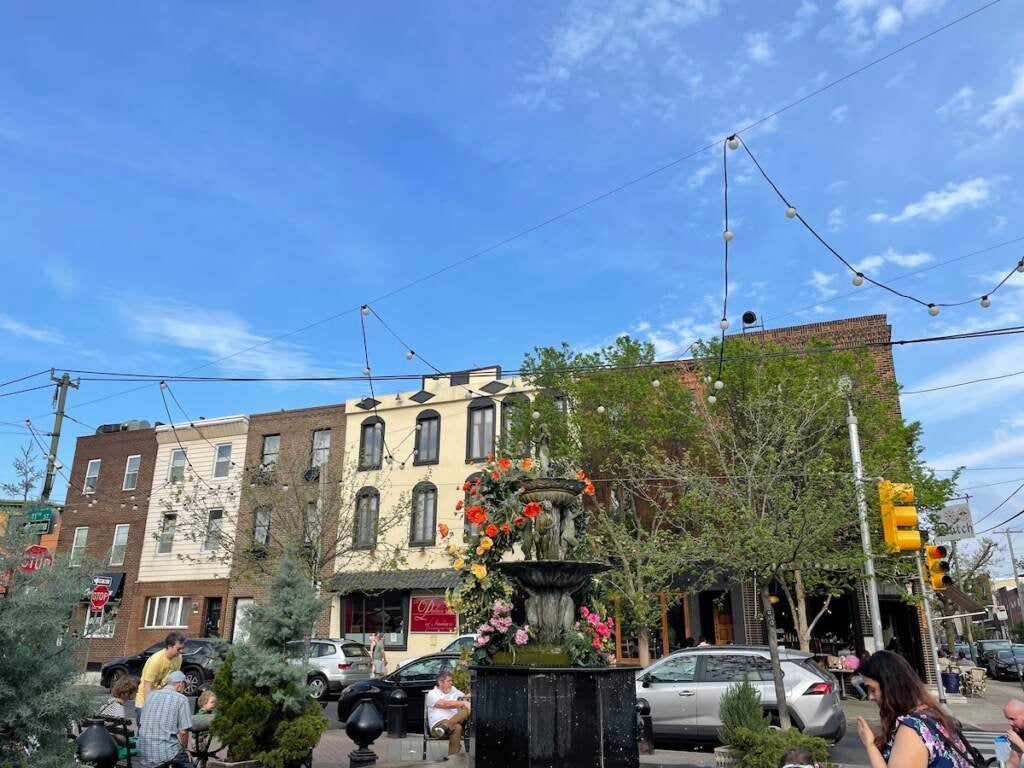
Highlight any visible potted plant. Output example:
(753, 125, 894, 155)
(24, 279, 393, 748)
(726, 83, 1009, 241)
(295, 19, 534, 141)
(716, 679, 769, 768)
(208, 549, 328, 768)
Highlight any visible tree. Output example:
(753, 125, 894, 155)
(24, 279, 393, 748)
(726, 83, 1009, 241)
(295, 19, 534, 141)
(211, 548, 329, 768)
(1, 444, 44, 502)
(0, 525, 94, 768)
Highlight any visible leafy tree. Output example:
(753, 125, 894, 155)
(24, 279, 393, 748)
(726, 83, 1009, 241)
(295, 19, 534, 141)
(211, 548, 329, 768)
(1, 444, 44, 502)
(0, 525, 94, 768)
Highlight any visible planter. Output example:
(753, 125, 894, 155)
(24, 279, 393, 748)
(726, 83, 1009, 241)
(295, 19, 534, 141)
(714, 745, 742, 768)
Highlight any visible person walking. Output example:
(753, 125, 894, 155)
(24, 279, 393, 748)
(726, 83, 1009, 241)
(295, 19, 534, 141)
(136, 670, 194, 768)
(856, 650, 971, 768)
(425, 670, 470, 756)
(370, 632, 387, 677)
(135, 632, 187, 722)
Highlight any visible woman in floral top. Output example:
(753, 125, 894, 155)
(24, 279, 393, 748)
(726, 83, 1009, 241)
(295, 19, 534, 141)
(856, 650, 971, 768)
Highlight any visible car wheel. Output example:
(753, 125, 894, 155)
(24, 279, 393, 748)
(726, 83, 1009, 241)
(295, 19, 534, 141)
(183, 668, 203, 697)
(308, 675, 328, 701)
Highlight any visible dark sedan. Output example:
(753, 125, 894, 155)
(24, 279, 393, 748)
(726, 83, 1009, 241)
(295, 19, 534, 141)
(989, 648, 1024, 680)
(100, 638, 219, 696)
(337, 653, 464, 727)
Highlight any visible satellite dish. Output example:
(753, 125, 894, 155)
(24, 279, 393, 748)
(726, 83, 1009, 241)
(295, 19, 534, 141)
(742, 311, 758, 326)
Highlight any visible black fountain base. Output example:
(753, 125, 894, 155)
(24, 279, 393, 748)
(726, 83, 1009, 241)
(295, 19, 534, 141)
(471, 664, 638, 768)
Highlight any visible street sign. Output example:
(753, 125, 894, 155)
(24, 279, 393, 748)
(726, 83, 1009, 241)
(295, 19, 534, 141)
(933, 503, 975, 543)
(90, 584, 111, 613)
(20, 545, 53, 573)
(22, 506, 53, 535)
(26, 507, 52, 523)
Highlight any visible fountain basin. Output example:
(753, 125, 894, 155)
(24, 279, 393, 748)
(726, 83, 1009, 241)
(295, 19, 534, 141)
(518, 477, 586, 507)
(496, 561, 609, 645)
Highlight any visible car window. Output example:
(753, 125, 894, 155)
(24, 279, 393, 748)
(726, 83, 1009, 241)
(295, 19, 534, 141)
(341, 643, 369, 658)
(183, 640, 206, 655)
(649, 655, 697, 683)
(703, 654, 774, 682)
(311, 642, 336, 659)
(398, 658, 450, 682)
(285, 641, 307, 660)
(444, 637, 473, 653)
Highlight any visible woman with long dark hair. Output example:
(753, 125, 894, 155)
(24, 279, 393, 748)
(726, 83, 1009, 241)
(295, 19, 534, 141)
(856, 651, 970, 768)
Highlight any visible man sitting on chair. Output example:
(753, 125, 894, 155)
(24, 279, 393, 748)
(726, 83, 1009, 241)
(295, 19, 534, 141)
(426, 670, 470, 756)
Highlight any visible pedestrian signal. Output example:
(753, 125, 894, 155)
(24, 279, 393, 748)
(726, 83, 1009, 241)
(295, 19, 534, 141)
(878, 480, 921, 551)
(925, 545, 952, 591)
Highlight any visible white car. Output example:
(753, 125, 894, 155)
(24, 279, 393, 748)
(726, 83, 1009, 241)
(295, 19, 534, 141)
(395, 634, 476, 670)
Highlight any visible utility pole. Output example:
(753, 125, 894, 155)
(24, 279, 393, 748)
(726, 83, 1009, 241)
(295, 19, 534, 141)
(1007, 531, 1023, 634)
(840, 376, 884, 651)
(916, 552, 948, 704)
(39, 370, 79, 503)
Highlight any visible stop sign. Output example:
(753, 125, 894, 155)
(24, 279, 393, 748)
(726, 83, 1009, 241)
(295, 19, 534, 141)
(90, 584, 111, 613)
(20, 545, 53, 573)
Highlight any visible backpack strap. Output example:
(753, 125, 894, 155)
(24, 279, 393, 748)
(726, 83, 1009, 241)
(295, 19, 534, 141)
(913, 712, 986, 768)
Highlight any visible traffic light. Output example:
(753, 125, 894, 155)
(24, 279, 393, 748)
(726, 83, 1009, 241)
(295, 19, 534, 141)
(925, 545, 952, 590)
(878, 480, 921, 551)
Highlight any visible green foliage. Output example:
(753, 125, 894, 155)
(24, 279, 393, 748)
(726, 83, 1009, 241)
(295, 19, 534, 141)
(210, 549, 328, 766)
(730, 727, 830, 768)
(1011, 623, 1024, 644)
(452, 648, 472, 692)
(0, 524, 94, 768)
(719, 679, 769, 747)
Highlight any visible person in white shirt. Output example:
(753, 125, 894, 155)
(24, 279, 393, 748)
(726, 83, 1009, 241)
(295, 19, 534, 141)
(425, 670, 470, 756)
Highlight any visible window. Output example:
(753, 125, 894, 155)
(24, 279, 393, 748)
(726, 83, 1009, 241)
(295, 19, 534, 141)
(341, 591, 409, 650)
(501, 393, 530, 438)
(109, 524, 130, 566)
(410, 482, 438, 546)
(85, 610, 116, 638)
(169, 449, 187, 483)
(354, 488, 379, 549)
(213, 444, 232, 479)
(70, 526, 89, 566)
(703, 654, 774, 682)
(122, 455, 141, 491)
(358, 418, 384, 470)
(304, 500, 322, 545)
(463, 472, 483, 540)
(253, 505, 271, 546)
(83, 459, 101, 494)
(260, 435, 281, 470)
(232, 597, 254, 644)
(143, 596, 189, 628)
(157, 513, 177, 554)
(311, 429, 331, 469)
(398, 657, 449, 683)
(414, 410, 440, 465)
(648, 654, 698, 683)
(467, 398, 495, 461)
(203, 510, 223, 551)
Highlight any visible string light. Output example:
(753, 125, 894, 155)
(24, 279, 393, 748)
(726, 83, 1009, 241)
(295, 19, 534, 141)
(714, 380, 725, 391)
(852, 273, 864, 287)
(785, 207, 797, 219)
(362, 366, 371, 376)
(360, 305, 370, 316)
(727, 136, 739, 150)
(980, 295, 992, 308)
(928, 304, 940, 317)
(708, 395, 717, 404)
(723, 230, 734, 242)
(532, 411, 541, 420)
(405, 350, 415, 360)
(651, 379, 661, 388)
(1018, 259, 1024, 273)
(719, 318, 730, 330)
(596, 405, 606, 414)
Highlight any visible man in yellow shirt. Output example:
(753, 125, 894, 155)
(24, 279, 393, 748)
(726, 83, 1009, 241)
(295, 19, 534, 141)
(134, 632, 187, 721)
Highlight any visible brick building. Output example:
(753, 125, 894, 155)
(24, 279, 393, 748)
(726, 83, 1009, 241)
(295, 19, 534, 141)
(57, 421, 158, 667)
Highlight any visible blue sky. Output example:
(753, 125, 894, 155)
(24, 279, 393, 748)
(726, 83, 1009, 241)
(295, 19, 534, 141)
(2, 1, 1023, 565)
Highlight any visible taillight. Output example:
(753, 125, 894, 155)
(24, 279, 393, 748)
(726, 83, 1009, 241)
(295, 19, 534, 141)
(338, 663, 351, 670)
(804, 682, 832, 695)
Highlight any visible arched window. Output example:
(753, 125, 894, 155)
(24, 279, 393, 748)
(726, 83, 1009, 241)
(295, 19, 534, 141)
(463, 472, 483, 541)
(358, 417, 385, 470)
(410, 482, 438, 546)
(466, 397, 495, 462)
(353, 487, 379, 549)
(414, 410, 440, 466)
(500, 393, 530, 439)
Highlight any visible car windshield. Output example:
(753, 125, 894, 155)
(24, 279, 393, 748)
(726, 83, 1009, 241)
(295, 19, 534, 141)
(341, 643, 369, 657)
(998, 650, 1024, 660)
(444, 637, 472, 652)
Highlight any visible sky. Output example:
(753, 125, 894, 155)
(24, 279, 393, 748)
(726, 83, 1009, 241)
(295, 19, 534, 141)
(1, 0, 1023, 569)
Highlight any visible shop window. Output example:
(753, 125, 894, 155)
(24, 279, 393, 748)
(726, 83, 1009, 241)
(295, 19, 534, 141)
(410, 482, 437, 546)
(341, 591, 409, 650)
(358, 418, 384, 470)
(414, 410, 440, 465)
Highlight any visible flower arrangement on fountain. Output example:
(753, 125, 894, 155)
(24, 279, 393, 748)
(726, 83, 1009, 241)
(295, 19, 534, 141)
(565, 605, 616, 666)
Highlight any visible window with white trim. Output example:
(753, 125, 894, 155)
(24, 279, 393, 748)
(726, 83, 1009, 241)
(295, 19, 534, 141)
(70, 526, 89, 566)
(311, 429, 331, 469)
(143, 596, 189, 628)
(260, 435, 280, 470)
(157, 513, 177, 554)
(122, 455, 141, 491)
(203, 510, 223, 551)
(253, 505, 271, 546)
(109, 524, 130, 566)
(84, 459, 101, 494)
(85, 610, 116, 638)
(169, 449, 187, 483)
(213, 444, 232, 479)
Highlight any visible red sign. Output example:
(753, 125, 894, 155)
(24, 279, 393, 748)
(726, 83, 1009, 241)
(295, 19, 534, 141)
(20, 545, 53, 573)
(90, 584, 111, 613)
(410, 597, 457, 633)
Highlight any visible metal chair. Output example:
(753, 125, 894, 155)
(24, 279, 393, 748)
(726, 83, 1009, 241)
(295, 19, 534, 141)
(960, 666, 987, 698)
(422, 699, 471, 760)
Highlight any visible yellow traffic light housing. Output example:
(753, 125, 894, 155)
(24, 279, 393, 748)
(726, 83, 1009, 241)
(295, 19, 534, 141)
(878, 480, 921, 551)
(925, 545, 952, 591)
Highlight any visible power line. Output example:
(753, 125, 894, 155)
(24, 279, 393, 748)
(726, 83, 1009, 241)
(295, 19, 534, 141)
(902, 367, 1024, 395)
(973, 481, 1024, 528)
(0, 383, 55, 399)
(978, 507, 1024, 535)
(0, 369, 51, 390)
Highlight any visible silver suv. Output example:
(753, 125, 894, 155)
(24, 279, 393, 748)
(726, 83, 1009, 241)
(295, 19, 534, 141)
(636, 646, 845, 743)
(287, 639, 372, 701)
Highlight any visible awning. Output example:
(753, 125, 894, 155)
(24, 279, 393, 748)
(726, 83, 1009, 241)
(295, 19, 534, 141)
(82, 572, 125, 602)
(330, 568, 463, 595)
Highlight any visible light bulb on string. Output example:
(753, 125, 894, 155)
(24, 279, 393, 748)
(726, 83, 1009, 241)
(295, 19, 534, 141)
(532, 410, 541, 420)
(714, 380, 724, 391)
(927, 304, 940, 317)
(651, 379, 661, 388)
(362, 366, 371, 375)
(596, 405, 606, 415)
(360, 305, 370, 316)
(852, 273, 864, 287)
(719, 318, 730, 330)
(785, 207, 797, 219)
(405, 350, 415, 360)
(723, 230, 734, 242)
(708, 395, 717, 404)
(980, 295, 992, 309)
(703, 375, 712, 384)
(727, 136, 739, 150)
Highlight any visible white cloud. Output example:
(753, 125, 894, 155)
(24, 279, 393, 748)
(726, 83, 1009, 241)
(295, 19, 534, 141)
(928, 431, 1024, 471)
(828, 207, 844, 231)
(936, 86, 974, 121)
(902, 0, 944, 18)
(980, 64, 1024, 134)
(687, 161, 716, 189)
(868, 178, 994, 223)
(43, 257, 79, 298)
(744, 32, 774, 64)
(873, 5, 903, 35)
(0, 314, 65, 344)
(854, 247, 932, 273)
(786, 0, 819, 40)
(125, 298, 323, 377)
(807, 270, 838, 298)
(830, 104, 849, 123)
(826, 180, 847, 193)
(991, 215, 1008, 232)
(829, 0, 941, 52)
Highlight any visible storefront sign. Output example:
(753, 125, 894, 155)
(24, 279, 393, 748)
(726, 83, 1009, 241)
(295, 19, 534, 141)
(933, 503, 975, 543)
(410, 597, 457, 633)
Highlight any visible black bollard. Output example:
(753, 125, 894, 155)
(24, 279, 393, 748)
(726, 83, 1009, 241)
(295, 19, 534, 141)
(346, 693, 385, 768)
(636, 698, 655, 755)
(386, 687, 408, 738)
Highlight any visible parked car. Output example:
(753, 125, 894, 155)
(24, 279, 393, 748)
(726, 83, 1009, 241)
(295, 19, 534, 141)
(286, 639, 372, 701)
(395, 635, 477, 670)
(987, 647, 1024, 680)
(976, 639, 1012, 669)
(337, 653, 464, 727)
(635, 646, 846, 744)
(100, 638, 218, 696)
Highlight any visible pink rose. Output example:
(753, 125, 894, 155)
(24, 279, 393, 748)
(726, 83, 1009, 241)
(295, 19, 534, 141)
(591, 637, 601, 649)
(580, 607, 590, 618)
(514, 628, 529, 646)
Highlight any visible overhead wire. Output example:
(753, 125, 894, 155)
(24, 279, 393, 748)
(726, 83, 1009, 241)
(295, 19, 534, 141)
(901, 367, 1024, 395)
(0, 368, 51, 390)
(972, 481, 1024, 528)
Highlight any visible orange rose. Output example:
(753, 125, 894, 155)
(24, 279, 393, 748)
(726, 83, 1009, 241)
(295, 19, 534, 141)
(455, 500, 464, 511)
(523, 502, 542, 519)
(520, 458, 534, 471)
(500, 522, 512, 533)
(485, 524, 499, 538)
(585, 481, 595, 496)
(576, 470, 587, 480)
(467, 506, 487, 525)
(514, 516, 525, 527)
(462, 481, 472, 491)
(498, 458, 512, 471)
(490, 470, 501, 481)
(438, 523, 450, 538)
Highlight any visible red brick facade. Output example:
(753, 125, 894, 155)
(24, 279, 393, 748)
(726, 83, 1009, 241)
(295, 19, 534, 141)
(125, 578, 231, 651)
(57, 425, 158, 666)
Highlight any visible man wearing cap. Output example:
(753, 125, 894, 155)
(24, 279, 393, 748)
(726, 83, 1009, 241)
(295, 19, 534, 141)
(137, 670, 194, 768)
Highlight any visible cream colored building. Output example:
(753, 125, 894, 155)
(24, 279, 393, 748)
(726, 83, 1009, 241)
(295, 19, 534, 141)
(130, 415, 248, 647)
(329, 367, 531, 665)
